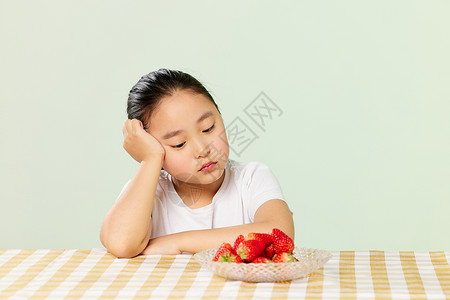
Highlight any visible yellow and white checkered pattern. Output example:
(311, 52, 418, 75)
(0, 249, 449, 299)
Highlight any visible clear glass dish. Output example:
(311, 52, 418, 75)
(194, 247, 332, 282)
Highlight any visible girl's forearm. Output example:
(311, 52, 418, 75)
(100, 156, 163, 258)
(141, 199, 294, 255)
(177, 221, 294, 254)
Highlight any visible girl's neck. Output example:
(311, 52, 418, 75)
(172, 170, 226, 208)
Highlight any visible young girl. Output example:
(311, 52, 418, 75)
(100, 69, 294, 258)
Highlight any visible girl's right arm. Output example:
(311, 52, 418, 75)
(100, 119, 165, 258)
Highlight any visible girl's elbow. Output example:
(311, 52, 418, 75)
(101, 233, 147, 258)
(106, 244, 142, 258)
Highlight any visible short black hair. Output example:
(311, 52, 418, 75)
(127, 68, 220, 129)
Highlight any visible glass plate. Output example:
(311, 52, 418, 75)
(194, 247, 332, 282)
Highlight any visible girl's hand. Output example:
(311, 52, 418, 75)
(141, 235, 182, 255)
(122, 119, 165, 163)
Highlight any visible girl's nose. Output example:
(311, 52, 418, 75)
(193, 137, 211, 158)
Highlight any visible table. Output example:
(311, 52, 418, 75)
(0, 249, 449, 299)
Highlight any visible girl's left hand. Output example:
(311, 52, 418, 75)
(141, 234, 182, 255)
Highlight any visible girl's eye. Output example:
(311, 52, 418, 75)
(203, 124, 215, 133)
(170, 125, 214, 149)
(171, 142, 185, 149)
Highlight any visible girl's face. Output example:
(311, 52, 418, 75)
(146, 89, 229, 186)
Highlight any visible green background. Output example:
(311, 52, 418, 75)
(1, 1, 449, 251)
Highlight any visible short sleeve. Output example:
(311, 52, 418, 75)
(117, 179, 131, 200)
(243, 162, 285, 221)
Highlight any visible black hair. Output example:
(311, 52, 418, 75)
(127, 68, 220, 129)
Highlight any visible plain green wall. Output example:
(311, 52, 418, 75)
(1, 1, 449, 251)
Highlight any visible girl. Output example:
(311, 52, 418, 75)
(100, 69, 294, 258)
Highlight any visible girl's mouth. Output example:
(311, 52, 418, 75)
(199, 161, 217, 172)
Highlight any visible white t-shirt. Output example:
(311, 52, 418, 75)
(119, 160, 285, 239)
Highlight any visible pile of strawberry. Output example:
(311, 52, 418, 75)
(212, 228, 298, 264)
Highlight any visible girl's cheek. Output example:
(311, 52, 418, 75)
(212, 136, 229, 163)
(165, 150, 187, 167)
(215, 130, 229, 147)
(162, 151, 175, 170)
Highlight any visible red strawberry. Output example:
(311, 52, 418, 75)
(236, 239, 265, 262)
(246, 232, 272, 247)
(233, 234, 245, 251)
(212, 242, 232, 261)
(273, 252, 298, 263)
(252, 257, 273, 263)
(218, 252, 243, 263)
(271, 228, 294, 254)
(264, 244, 275, 259)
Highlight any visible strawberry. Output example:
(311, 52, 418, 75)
(212, 242, 232, 261)
(264, 244, 275, 259)
(273, 252, 298, 263)
(233, 234, 245, 251)
(236, 239, 265, 262)
(218, 252, 243, 263)
(252, 257, 272, 263)
(246, 232, 272, 247)
(271, 228, 294, 254)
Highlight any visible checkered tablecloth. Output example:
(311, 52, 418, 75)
(0, 249, 449, 299)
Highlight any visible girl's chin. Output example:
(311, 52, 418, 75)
(193, 172, 223, 185)
(179, 170, 224, 185)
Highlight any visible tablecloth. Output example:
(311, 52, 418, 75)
(0, 248, 449, 299)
